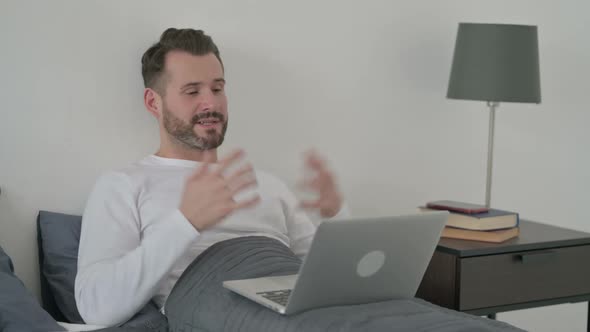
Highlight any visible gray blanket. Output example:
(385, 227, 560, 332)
(163, 236, 524, 332)
(0, 245, 66, 332)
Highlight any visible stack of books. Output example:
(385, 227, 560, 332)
(422, 200, 519, 243)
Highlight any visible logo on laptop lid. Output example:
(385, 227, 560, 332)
(356, 250, 386, 278)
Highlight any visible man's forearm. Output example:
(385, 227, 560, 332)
(75, 209, 198, 326)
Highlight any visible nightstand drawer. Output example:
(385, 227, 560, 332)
(458, 244, 590, 310)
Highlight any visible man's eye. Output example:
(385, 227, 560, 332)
(187, 91, 199, 95)
(212, 88, 222, 93)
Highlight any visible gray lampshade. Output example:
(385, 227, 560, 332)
(447, 23, 541, 103)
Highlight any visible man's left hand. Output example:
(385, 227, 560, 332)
(299, 150, 343, 218)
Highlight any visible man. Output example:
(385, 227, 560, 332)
(74, 28, 349, 327)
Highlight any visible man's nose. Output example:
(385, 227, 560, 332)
(198, 90, 216, 111)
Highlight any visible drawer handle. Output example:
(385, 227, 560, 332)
(517, 250, 556, 264)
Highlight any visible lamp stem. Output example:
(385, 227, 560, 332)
(485, 101, 499, 208)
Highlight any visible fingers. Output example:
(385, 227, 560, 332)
(215, 149, 245, 176)
(190, 149, 249, 183)
(298, 168, 334, 191)
(304, 149, 326, 171)
(298, 178, 321, 191)
(188, 150, 216, 181)
(214, 183, 259, 213)
(215, 162, 258, 204)
(226, 163, 255, 184)
(299, 199, 321, 210)
(230, 178, 258, 196)
(233, 194, 261, 210)
(189, 161, 210, 181)
(216, 191, 260, 215)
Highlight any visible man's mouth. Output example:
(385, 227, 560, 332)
(195, 118, 221, 128)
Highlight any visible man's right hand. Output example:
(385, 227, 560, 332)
(179, 149, 260, 231)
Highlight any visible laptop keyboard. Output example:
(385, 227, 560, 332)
(257, 289, 292, 307)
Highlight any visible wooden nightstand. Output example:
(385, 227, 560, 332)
(416, 220, 590, 330)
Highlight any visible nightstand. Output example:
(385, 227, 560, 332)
(416, 220, 590, 330)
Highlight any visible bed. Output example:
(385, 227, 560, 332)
(2, 210, 525, 331)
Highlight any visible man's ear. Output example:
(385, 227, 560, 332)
(144, 88, 162, 119)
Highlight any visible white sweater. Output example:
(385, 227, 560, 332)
(74, 155, 349, 326)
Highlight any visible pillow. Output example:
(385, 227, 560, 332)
(0, 244, 66, 331)
(37, 210, 168, 328)
(37, 210, 85, 323)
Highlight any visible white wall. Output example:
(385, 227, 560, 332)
(1, 0, 588, 330)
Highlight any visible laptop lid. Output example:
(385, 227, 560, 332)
(284, 211, 448, 314)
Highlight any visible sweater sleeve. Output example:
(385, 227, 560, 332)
(74, 172, 198, 326)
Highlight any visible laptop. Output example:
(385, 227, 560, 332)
(222, 211, 448, 315)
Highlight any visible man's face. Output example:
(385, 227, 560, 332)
(160, 51, 228, 150)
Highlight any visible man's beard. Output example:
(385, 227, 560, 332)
(162, 106, 228, 151)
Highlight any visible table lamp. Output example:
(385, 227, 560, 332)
(447, 23, 541, 208)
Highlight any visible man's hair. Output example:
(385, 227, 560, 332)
(141, 28, 223, 95)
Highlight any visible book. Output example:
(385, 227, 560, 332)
(441, 226, 519, 243)
(426, 200, 489, 214)
(420, 207, 519, 231)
